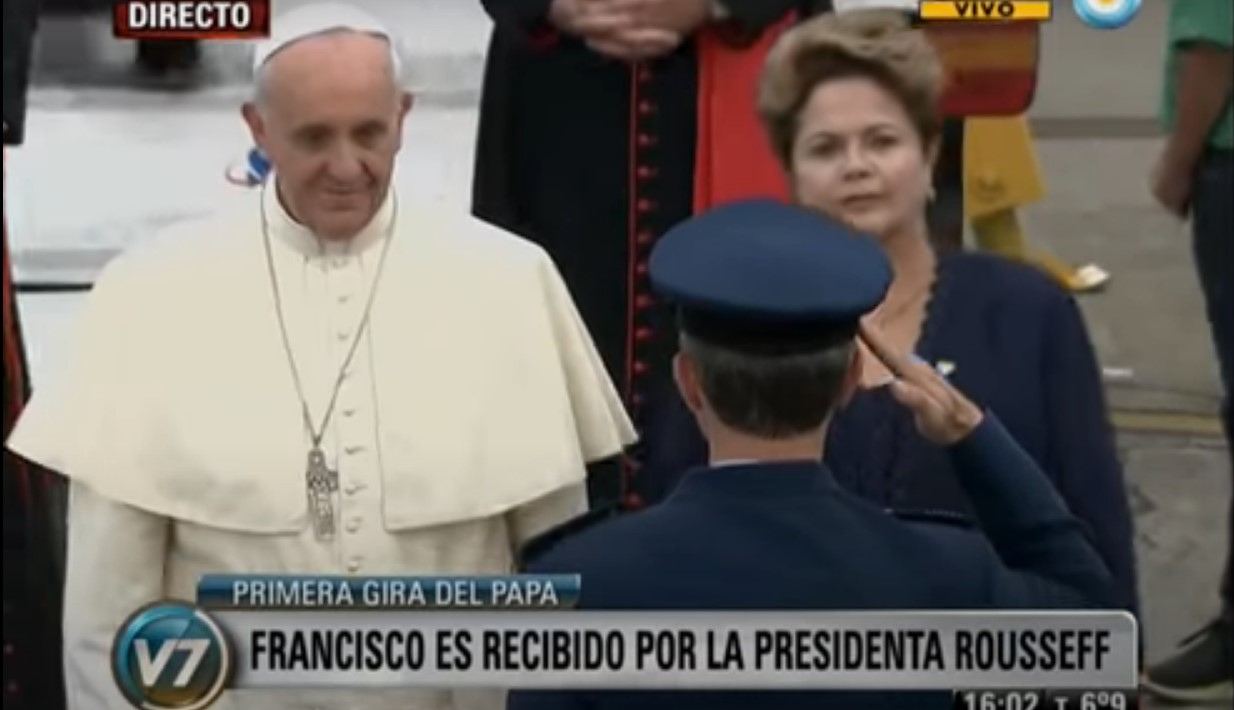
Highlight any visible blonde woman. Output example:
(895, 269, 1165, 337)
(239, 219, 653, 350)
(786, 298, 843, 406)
(831, 0, 1107, 292)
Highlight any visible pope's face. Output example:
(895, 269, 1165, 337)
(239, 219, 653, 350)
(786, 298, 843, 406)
(789, 77, 935, 242)
(243, 33, 412, 241)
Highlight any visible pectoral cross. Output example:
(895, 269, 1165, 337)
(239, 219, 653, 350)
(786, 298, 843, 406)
(306, 447, 339, 540)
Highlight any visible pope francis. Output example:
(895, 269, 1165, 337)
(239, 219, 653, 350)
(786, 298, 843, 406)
(5, 4, 635, 710)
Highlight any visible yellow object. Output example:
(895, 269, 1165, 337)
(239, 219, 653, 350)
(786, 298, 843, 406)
(971, 208, 1031, 256)
(962, 115, 1109, 293)
(963, 115, 1045, 220)
(972, 209, 1110, 292)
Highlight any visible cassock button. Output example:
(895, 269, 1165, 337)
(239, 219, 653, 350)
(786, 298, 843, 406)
(636, 133, 657, 149)
(331, 258, 347, 269)
(636, 65, 653, 83)
(527, 25, 559, 51)
(636, 230, 654, 246)
(635, 262, 648, 277)
(344, 481, 363, 495)
(633, 361, 648, 375)
(346, 518, 361, 533)
(344, 444, 364, 455)
(337, 293, 352, 304)
(635, 327, 653, 342)
(635, 294, 654, 310)
(342, 407, 357, 418)
(636, 199, 656, 214)
(347, 558, 363, 573)
(337, 331, 350, 342)
(638, 101, 655, 116)
(636, 166, 657, 181)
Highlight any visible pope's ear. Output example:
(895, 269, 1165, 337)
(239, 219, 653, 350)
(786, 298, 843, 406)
(241, 102, 266, 146)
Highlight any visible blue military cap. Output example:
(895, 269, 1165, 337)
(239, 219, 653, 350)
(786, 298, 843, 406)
(649, 199, 892, 354)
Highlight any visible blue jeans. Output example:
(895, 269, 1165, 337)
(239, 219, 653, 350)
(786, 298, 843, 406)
(1190, 148, 1234, 610)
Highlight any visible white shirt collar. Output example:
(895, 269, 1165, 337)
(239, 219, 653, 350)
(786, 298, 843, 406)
(262, 176, 395, 258)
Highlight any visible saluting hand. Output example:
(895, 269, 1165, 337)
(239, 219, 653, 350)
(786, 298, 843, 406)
(858, 321, 984, 446)
(550, 0, 684, 61)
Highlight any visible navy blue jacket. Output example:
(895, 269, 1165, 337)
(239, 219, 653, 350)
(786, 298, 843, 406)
(507, 417, 1115, 710)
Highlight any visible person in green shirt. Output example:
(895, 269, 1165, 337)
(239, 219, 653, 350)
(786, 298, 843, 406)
(1145, 0, 1234, 704)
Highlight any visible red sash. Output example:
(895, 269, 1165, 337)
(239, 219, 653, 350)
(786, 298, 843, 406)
(692, 14, 797, 213)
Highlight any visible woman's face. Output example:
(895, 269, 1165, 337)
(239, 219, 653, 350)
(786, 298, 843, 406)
(789, 76, 936, 241)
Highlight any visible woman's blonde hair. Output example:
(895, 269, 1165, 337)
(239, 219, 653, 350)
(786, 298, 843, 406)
(758, 10, 945, 166)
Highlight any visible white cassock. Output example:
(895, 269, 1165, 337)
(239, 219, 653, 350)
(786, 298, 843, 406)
(6, 183, 637, 710)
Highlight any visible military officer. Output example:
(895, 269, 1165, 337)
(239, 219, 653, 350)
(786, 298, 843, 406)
(508, 199, 1116, 710)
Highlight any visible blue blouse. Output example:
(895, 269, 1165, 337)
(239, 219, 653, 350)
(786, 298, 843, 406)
(825, 253, 1138, 612)
(635, 252, 1139, 613)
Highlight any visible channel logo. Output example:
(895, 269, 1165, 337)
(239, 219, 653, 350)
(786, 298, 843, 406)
(112, 602, 233, 710)
(918, 1, 1051, 21)
(1073, 0, 1141, 30)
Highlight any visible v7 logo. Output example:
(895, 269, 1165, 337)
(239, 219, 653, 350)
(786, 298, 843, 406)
(135, 639, 211, 688)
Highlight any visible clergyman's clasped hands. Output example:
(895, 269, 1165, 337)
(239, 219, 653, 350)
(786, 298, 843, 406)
(549, 0, 715, 62)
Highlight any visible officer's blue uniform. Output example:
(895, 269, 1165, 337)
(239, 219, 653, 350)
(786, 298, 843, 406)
(507, 200, 1116, 710)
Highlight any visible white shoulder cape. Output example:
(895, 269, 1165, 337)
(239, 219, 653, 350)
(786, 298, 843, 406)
(7, 199, 636, 533)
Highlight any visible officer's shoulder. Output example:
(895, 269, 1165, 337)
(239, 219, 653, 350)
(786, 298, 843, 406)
(885, 507, 996, 576)
(886, 508, 986, 553)
(883, 507, 993, 605)
(517, 505, 629, 570)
